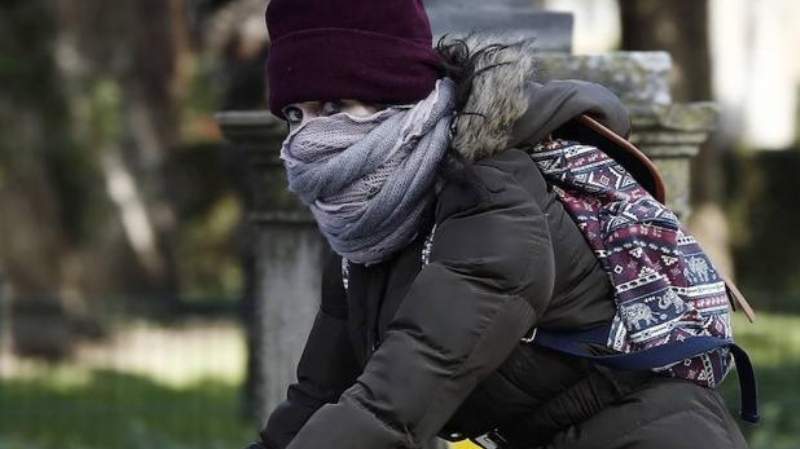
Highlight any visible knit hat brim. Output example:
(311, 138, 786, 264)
(268, 28, 442, 118)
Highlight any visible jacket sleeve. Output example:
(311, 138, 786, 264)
(260, 250, 361, 449)
(284, 154, 557, 449)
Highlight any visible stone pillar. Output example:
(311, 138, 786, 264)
(216, 112, 321, 424)
(628, 103, 717, 219)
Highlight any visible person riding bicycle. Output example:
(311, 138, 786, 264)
(248, 1, 751, 448)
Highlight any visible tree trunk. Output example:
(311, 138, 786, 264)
(53, 0, 195, 304)
(620, 0, 722, 203)
(0, 269, 13, 375)
(0, 0, 78, 358)
(620, 0, 712, 103)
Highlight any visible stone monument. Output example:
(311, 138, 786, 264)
(215, 112, 320, 424)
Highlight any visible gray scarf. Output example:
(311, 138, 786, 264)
(280, 78, 456, 265)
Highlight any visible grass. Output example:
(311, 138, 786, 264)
(720, 313, 800, 449)
(0, 368, 255, 449)
(0, 319, 254, 449)
(1, 312, 799, 449)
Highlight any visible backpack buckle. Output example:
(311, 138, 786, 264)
(520, 327, 538, 343)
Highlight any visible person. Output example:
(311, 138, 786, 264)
(249, 0, 751, 448)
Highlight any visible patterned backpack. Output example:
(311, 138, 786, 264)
(518, 135, 758, 424)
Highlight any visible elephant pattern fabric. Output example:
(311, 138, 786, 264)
(527, 139, 734, 389)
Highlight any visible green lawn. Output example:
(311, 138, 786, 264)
(1, 312, 798, 449)
(721, 313, 800, 449)
(0, 368, 255, 449)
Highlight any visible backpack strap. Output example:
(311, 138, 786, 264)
(560, 115, 667, 204)
(529, 325, 760, 423)
(723, 276, 757, 323)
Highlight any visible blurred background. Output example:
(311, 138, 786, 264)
(1, 0, 799, 448)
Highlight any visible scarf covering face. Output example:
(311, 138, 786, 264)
(280, 78, 456, 265)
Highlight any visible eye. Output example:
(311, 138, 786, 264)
(283, 106, 303, 125)
(321, 100, 342, 116)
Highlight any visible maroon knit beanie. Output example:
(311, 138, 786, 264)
(265, 0, 443, 118)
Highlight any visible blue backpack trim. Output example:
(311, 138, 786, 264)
(530, 326, 759, 423)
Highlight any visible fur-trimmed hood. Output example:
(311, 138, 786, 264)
(445, 35, 667, 201)
(447, 35, 632, 162)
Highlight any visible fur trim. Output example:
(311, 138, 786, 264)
(449, 35, 537, 161)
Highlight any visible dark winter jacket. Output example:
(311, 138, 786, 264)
(259, 37, 747, 449)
